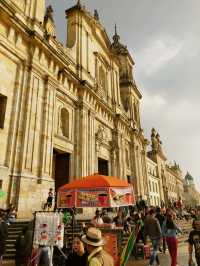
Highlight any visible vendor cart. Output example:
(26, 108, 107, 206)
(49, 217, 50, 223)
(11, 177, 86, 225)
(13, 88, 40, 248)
(57, 173, 136, 266)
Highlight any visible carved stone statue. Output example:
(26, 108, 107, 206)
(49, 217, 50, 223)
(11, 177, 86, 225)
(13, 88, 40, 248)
(95, 125, 105, 152)
(44, 5, 54, 22)
(95, 125, 104, 141)
(151, 128, 158, 151)
(156, 133, 162, 152)
(43, 5, 56, 37)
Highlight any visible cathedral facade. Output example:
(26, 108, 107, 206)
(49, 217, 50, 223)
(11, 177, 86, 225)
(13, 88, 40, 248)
(0, 0, 150, 217)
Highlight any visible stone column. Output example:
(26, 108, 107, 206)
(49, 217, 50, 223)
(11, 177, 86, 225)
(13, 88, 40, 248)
(110, 130, 119, 177)
(114, 132, 123, 178)
(121, 137, 127, 179)
(130, 134, 141, 198)
(75, 102, 89, 177)
(6, 60, 26, 205)
(141, 149, 149, 200)
(38, 76, 55, 182)
(136, 146, 144, 197)
(20, 67, 44, 175)
(88, 109, 95, 174)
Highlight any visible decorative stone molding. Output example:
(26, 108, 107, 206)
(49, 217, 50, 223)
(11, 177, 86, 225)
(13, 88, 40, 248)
(95, 124, 107, 152)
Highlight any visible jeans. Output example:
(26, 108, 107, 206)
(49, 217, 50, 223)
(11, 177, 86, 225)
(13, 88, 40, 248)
(149, 239, 160, 265)
(166, 236, 178, 266)
(162, 237, 166, 253)
(38, 247, 50, 266)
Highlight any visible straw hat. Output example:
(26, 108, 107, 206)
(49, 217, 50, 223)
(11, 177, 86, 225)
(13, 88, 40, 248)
(82, 227, 104, 247)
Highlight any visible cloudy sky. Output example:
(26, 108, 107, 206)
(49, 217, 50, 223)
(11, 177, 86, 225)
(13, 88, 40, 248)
(46, 0, 200, 190)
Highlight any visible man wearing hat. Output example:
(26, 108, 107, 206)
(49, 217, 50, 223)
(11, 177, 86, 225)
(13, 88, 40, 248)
(82, 227, 114, 266)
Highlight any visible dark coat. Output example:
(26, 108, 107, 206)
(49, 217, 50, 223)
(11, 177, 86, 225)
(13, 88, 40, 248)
(65, 252, 88, 266)
(15, 225, 33, 265)
(144, 215, 162, 241)
(0, 220, 8, 256)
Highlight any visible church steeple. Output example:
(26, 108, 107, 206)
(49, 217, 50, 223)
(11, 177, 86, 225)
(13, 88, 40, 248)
(113, 24, 120, 43)
(94, 9, 99, 21)
(111, 24, 128, 55)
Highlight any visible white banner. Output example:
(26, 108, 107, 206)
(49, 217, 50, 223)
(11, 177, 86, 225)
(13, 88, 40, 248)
(33, 212, 64, 248)
(109, 187, 134, 207)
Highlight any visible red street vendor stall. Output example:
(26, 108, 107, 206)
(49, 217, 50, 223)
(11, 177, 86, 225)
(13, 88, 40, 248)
(57, 173, 134, 209)
(57, 173, 135, 266)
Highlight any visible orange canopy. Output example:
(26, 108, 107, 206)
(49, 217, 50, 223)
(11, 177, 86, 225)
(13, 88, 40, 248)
(58, 174, 131, 190)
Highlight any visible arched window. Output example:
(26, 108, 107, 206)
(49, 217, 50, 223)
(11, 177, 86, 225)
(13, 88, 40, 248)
(60, 108, 69, 138)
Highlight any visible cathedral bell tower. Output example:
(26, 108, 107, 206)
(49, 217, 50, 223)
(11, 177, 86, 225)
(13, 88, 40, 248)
(111, 25, 142, 129)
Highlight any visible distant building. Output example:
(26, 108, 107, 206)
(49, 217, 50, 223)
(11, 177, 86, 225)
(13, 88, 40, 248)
(183, 172, 200, 207)
(147, 128, 184, 207)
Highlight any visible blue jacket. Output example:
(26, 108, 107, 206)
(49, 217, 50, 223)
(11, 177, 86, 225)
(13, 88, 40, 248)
(162, 220, 181, 237)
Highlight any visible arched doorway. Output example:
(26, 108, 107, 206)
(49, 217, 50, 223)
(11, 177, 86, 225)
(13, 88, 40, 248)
(98, 158, 109, 176)
(52, 149, 70, 193)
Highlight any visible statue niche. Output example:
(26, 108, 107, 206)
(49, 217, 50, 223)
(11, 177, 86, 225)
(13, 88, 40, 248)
(60, 108, 69, 138)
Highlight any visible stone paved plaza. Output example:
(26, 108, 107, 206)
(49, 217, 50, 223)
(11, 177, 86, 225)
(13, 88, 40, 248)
(127, 243, 189, 266)
(3, 243, 191, 266)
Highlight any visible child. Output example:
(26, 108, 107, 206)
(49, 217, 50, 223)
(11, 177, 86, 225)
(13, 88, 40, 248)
(45, 188, 54, 211)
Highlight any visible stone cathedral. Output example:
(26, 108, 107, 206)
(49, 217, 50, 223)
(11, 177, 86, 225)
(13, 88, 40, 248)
(0, 0, 184, 217)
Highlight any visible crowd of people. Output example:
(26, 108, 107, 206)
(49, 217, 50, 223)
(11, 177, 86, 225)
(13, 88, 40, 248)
(87, 201, 200, 266)
(1, 197, 200, 266)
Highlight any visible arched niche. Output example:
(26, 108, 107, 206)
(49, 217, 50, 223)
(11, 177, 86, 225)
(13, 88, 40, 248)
(60, 108, 69, 138)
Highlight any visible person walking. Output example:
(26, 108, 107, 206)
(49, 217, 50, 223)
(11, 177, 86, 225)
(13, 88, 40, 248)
(188, 219, 200, 266)
(144, 209, 162, 266)
(0, 211, 8, 266)
(15, 222, 33, 266)
(37, 247, 51, 266)
(155, 207, 166, 253)
(6, 204, 17, 224)
(82, 227, 114, 266)
(162, 212, 181, 266)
